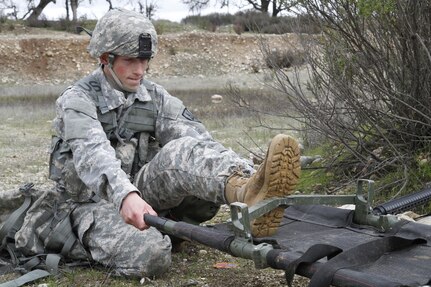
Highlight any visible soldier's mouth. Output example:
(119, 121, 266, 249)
(127, 78, 142, 83)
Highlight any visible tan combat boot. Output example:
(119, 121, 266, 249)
(225, 134, 301, 237)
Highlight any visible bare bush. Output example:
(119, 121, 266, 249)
(234, 10, 322, 35)
(295, 0, 430, 195)
(235, 0, 431, 196)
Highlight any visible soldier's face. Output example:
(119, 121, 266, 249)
(110, 55, 149, 91)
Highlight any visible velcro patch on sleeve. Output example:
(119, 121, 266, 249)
(182, 108, 200, 122)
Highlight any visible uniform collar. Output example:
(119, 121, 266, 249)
(95, 67, 152, 113)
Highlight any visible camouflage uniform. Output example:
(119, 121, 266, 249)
(15, 65, 253, 277)
(14, 8, 262, 277)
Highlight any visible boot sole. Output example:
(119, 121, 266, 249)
(251, 134, 301, 237)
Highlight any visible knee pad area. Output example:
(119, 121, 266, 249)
(112, 232, 172, 277)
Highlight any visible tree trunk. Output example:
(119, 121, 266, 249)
(27, 0, 56, 21)
(272, 0, 280, 17)
(64, 0, 70, 21)
(245, 0, 270, 13)
(105, 0, 113, 10)
(261, 0, 270, 13)
(70, 0, 78, 21)
(65, 0, 70, 20)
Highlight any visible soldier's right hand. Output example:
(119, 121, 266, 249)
(120, 191, 158, 230)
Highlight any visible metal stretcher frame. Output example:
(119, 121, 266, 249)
(145, 180, 431, 287)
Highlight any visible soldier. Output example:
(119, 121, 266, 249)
(15, 8, 301, 278)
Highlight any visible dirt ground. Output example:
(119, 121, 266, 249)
(0, 24, 297, 91)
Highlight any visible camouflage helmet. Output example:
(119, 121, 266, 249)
(87, 8, 158, 59)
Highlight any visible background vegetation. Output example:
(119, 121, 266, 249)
(231, 0, 431, 208)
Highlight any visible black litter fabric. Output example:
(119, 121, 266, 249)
(266, 205, 431, 287)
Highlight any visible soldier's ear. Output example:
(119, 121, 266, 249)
(100, 53, 109, 65)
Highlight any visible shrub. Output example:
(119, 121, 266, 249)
(265, 49, 305, 69)
(180, 12, 321, 34)
(260, 0, 431, 198)
(25, 14, 50, 28)
(24, 16, 97, 34)
(233, 10, 321, 35)
(233, 21, 245, 35)
(0, 12, 7, 24)
(182, 13, 235, 32)
(182, 13, 235, 26)
(154, 19, 193, 34)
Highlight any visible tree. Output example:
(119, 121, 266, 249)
(182, 0, 298, 16)
(244, 0, 270, 14)
(250, 0, 431, 196)
(24, 0, 109, 22)
(243, 0, 299, 16)
(64, 0, 69, 19)
(104, 0, 113, 10)
(69, 0, 77, 21)
(66, 0, 96, 22)
(182, 0, 210, 13)
(271, 0, 299, 16)
(138, 0, 157, 19)
(0, 0, 19, 19)
(26, 0, 56, 21)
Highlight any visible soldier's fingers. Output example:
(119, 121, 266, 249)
(141, 210, 154, 228)
(135, 217, 148, 230)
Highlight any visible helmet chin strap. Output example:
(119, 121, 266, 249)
(106, 54, 138, 93)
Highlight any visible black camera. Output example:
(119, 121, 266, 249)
(138, 33, 152, 59)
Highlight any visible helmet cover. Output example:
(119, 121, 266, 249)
(87, 8, 158, 59)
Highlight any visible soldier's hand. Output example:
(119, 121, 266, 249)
(120, 191, 157, 230)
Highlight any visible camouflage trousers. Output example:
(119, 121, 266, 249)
(71, 136, 253, 277)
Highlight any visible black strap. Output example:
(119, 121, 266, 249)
(0, 184, 68, 286)
(4, 243, 19, 266)
(0, 269, 51, 287)
(45, 254, 62, 275)
(21, 257, 42, 271)
(284, 244, 342, 287)
(308, 236, 426, 287)
(0, 265, 14, 275)
(0, 193, 33, 248)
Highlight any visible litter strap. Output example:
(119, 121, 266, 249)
(0, 195, 32, 247)
(308, 236, 426, 287)
(284, 244, 342, 287)
(0, 269, 51, 287)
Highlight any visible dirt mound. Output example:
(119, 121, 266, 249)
(0, 28, 297, 88)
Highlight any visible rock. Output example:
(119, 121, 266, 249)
(300, 155, 322, 168)
(211, 94, 223, 104)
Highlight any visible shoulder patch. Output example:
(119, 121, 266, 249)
(182, 108, 200, 122)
